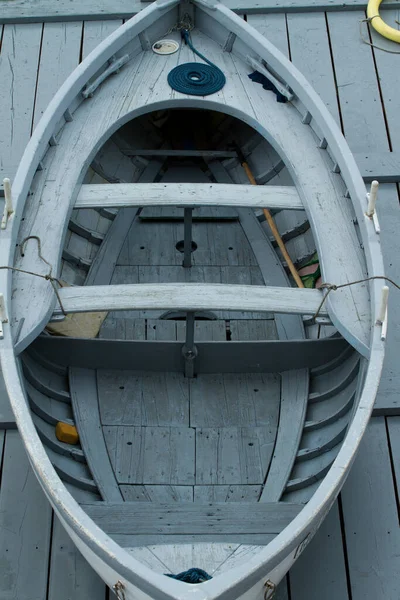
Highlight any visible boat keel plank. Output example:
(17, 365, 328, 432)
(77, 182, 304, 210)
(82, 502, 303, 535)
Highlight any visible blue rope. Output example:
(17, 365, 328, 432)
(165, 568, 213, 584)
(168, 30, 226, 96)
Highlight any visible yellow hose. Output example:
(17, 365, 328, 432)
(367, 0, 400, 43)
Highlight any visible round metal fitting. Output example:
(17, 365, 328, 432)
(152, 39, 180, 55)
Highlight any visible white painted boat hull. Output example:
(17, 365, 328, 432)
(0, 0, 385, 598)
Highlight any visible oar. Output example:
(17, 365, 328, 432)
(235, 146, 304, 288)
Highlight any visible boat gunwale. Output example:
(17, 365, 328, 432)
(0, 1, 386, 598)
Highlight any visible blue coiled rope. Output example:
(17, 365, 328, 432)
(165, 567, 213, 584)
(168, 30, 226, 96)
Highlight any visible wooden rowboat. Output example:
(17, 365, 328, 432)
(0, 1, 386, 598)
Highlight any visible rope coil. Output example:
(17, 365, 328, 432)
(168, 30, 225, 96)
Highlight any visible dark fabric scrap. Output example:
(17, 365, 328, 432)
(248, 70, 288, 103)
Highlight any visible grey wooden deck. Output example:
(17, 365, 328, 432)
(0, 4, 400, 599)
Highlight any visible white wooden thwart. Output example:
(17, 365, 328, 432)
(53, 283, 328, 317)
(76, 183, 304, 210)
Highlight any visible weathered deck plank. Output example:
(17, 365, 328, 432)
(48, 517, 106, 600)
(340, 418, 400, 598)
(33, 22, 82, 130)
(387, 416, 400, 495)
(289, 501, 350, 599)
(0, 23, 42, 183)
(286, 12, 341, 126)
(327, 11, 399, 413)
(0, 367, 15, 429)
(0, 431, 53, 600)
(2, 0, 400, 24)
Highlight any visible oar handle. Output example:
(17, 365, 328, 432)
(235, 145, 305, 288)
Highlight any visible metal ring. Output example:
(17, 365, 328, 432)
(264, 579, 276, 600)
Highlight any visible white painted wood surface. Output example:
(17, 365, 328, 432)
(76, 182, 303, 209)
(11, 25, 370, 357)
(53, 283, 327, 316)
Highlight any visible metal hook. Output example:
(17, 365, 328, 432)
(264, 579, 276, 599)
(112, 580, 126, 600)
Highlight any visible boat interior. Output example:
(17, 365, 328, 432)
(19, 105, 364, 576)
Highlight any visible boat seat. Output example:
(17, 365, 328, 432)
(54, 283, 327, 317)
(82, 502, 303, 536)
(76, 183, 303, 210)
